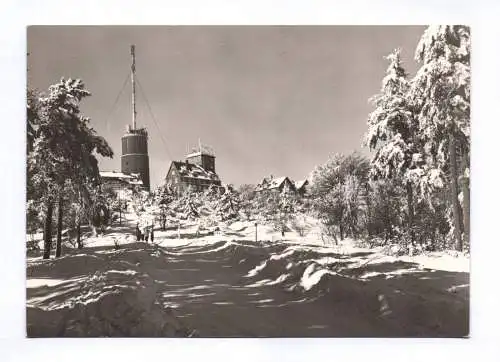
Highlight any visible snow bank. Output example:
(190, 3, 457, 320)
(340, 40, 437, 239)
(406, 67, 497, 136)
(27, 245, 193, 337)
(27, 274, 189, 337)
(227, 221, 253, 231)
(400, 252, 470, 273)
(162, 240, 236, 256)
(300, 263, 336, 291)
(246, 260, 268, 278)
(243, 237, 469, 300)
(240, 236, 468, 336)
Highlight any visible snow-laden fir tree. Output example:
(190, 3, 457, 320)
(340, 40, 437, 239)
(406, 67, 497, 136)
(153, 184, 175, 230)
(171, 188, 201, 220)
(214, 185, 240, 221)
(366, 48, 423, 246)
(271, 190, 296, 234)
(411, 25, 470, 251)
(27, 79, 113, 258)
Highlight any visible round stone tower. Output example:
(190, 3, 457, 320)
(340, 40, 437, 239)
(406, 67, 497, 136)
(121, 127, 150, 191)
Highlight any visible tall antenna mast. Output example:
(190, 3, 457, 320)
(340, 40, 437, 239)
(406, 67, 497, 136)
(198, 138, 202, 153)
(131, 45, 137, 130)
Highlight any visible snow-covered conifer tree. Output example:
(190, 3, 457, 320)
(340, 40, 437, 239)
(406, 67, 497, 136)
(215, 185, 240, 221)
(411, 25, 470, 250)
(27, 79, 113, 258)
(366, 48, 423, 245)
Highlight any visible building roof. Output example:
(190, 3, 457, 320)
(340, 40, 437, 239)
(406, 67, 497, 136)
(100, 171, 143, 186)
(268, 176, 287, 189)
(100, 171, 135, 180)
(255, 176, 292, 192)
(294, 179, 309, 190)
(128, 179, 144, 186)
(172, 161, 221, 182)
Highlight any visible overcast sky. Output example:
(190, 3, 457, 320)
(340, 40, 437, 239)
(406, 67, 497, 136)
(27, 26, 425, 188)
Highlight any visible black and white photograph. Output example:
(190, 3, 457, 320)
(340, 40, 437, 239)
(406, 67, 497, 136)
(24, 25, 471, 338)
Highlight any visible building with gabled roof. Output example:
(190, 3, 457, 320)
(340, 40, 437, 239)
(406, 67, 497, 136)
(294, 179, 309, 196)
(164, 143, 223, 194)
(99, 171, 144, 194)
(255, 175, 296, 194)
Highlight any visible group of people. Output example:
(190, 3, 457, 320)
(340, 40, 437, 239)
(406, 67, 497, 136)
(136, 223, 154, 243)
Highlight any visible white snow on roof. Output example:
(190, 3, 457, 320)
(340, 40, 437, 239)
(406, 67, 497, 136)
(294, 179, 308, 189)
(256, 176, 288, 191)
(176, 162, 220, 182)
(100, 171, 144, 188)
(100, 171, 134, 180)
(269, 177, 286, 188)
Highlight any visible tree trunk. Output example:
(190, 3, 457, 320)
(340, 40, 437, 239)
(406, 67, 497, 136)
(76, 221, 82, 249)
(449, 133, 463, 251)
(42, 201, 53, 259)
(384, 188, 391, 243)
(77, 191, 84, 249)
(365, 185, 373, 238)
(406, 182, 415, 246)
(338, 205, 345, 240)
(93, 208, 100, 236)
(55, 195, 63, 258)
(460, 151, 470, 249)
(384, 213, 391, 244)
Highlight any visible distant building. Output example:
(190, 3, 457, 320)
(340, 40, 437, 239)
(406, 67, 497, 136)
(164, 144, 223, 194)
(255, 176, 310, 196)
(294, 179, 309, 196)
(99, 171, 143, 194)
(255, 176, 296, 194)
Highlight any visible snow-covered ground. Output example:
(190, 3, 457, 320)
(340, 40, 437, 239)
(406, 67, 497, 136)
(26, 210, 469, 337)
(27, 210, 469, 280)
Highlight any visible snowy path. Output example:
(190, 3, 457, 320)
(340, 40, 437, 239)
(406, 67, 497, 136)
(148, 246, 382, 337)
(26, 227, 469, 337)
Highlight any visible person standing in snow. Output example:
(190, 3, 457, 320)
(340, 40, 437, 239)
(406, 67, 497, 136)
(135, 224, 141, 242)
(99, 208, 106, 235)
(150, 227, 154, 243)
